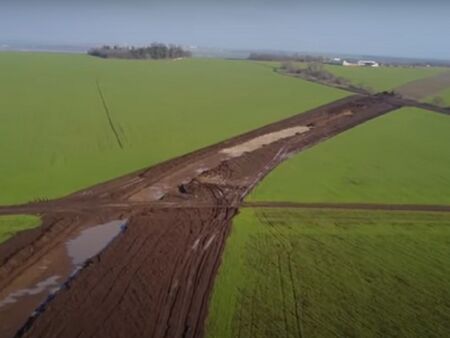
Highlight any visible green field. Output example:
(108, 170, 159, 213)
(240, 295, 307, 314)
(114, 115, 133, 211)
(207, 208, 450, 338)
(0, 215, 41, 243)
(249, 108, 450, 205)
(0, 52, 347, 205)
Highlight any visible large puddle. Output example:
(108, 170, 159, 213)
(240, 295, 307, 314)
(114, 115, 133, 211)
(66, 220, 125, 267)
(0, 219, 127, 338)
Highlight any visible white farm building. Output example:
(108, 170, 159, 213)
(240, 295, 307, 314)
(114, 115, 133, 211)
(342, 60, 380, 67)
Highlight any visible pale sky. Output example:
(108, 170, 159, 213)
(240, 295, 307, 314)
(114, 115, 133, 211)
(1, 0, 450, 59)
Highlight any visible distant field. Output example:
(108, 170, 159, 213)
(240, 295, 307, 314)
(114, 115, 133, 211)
(255, 61, 444, 93)
(0, 53, 347, 205)
(428, 87, 450, 106)
(207, 208, 450, 338)
(249, 108, 450, 204)
(323, 64, 444, 92)
(0, 215, 40, 243)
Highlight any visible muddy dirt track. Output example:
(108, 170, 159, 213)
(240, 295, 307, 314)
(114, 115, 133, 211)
(0, 93, 436, 338)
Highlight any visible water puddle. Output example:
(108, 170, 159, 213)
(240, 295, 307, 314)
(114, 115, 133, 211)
(0, 276, 61, 308)
(66, 220, 125, 267)
(0, 219, 127, 338)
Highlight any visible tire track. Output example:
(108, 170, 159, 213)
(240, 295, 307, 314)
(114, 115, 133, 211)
(287, 254, 304, 338)
(259, 210, 304, 338)
(95, 79, 124, 149)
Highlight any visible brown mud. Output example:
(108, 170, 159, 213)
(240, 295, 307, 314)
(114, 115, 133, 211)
(0, 214, 127, 338)
(395, 71, 450, 100)
(0, 93, 412, 337)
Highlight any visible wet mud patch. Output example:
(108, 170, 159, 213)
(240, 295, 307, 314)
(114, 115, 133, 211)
(66, 220, 126, 266)
(0, 219, 127, 338)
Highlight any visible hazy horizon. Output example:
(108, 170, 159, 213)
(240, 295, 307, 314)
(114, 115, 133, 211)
(2, 0, 450, 60)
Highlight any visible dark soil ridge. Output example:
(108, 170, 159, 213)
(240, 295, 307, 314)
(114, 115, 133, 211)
(0, 94, 404, 338)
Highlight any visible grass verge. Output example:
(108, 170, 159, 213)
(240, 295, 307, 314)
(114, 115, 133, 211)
(0, 215, 41, 243)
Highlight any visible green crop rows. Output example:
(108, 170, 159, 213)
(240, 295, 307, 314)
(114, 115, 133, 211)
(207, 208, 450, 337)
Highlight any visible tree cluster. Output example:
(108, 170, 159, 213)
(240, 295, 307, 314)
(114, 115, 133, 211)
(88, 44, 192, 60)
(281, 61, 341, 81)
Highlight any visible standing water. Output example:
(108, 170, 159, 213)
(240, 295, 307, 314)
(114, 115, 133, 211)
(0, 219, 127, 338)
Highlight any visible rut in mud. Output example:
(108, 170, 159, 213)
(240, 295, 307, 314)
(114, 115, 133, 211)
(0, 94, 405, 338)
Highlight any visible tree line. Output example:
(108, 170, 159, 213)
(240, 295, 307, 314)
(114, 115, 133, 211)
(248, 52, 326, 63)
(88, 44, 192, 60)
(280, 62, 374, 94)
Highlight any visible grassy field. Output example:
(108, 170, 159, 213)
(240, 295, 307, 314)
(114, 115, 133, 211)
(0, 52, 348, 205)
(207, 208, 450, 338)
(249, 108, 450, 205)
(0, 215, 41, 243)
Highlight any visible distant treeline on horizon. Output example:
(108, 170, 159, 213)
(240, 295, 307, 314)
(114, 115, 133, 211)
(88, 44, 192, 60)
(248, 52, 326, 63)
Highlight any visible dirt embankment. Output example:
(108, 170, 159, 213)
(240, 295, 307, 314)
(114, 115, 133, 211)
(0, 94, 403, 338)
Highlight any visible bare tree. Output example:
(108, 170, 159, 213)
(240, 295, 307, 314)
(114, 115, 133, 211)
(280, 61, 296, 73)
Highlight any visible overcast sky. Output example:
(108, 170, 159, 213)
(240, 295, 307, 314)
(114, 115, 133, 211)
(1, 0, 450, 59)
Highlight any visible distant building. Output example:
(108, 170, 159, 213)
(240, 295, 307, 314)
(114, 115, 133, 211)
(357, 60, 380, 67)
(329, 57, 342, 65)
(342, 60, 359, 67)
(342, 60, 380, 67)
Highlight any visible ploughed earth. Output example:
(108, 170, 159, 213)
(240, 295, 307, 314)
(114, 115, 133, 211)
(0, 93, 444, 338)
(395, 71, 450, 100)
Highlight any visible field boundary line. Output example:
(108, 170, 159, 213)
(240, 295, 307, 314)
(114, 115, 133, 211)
(243, 201, 450, 213)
